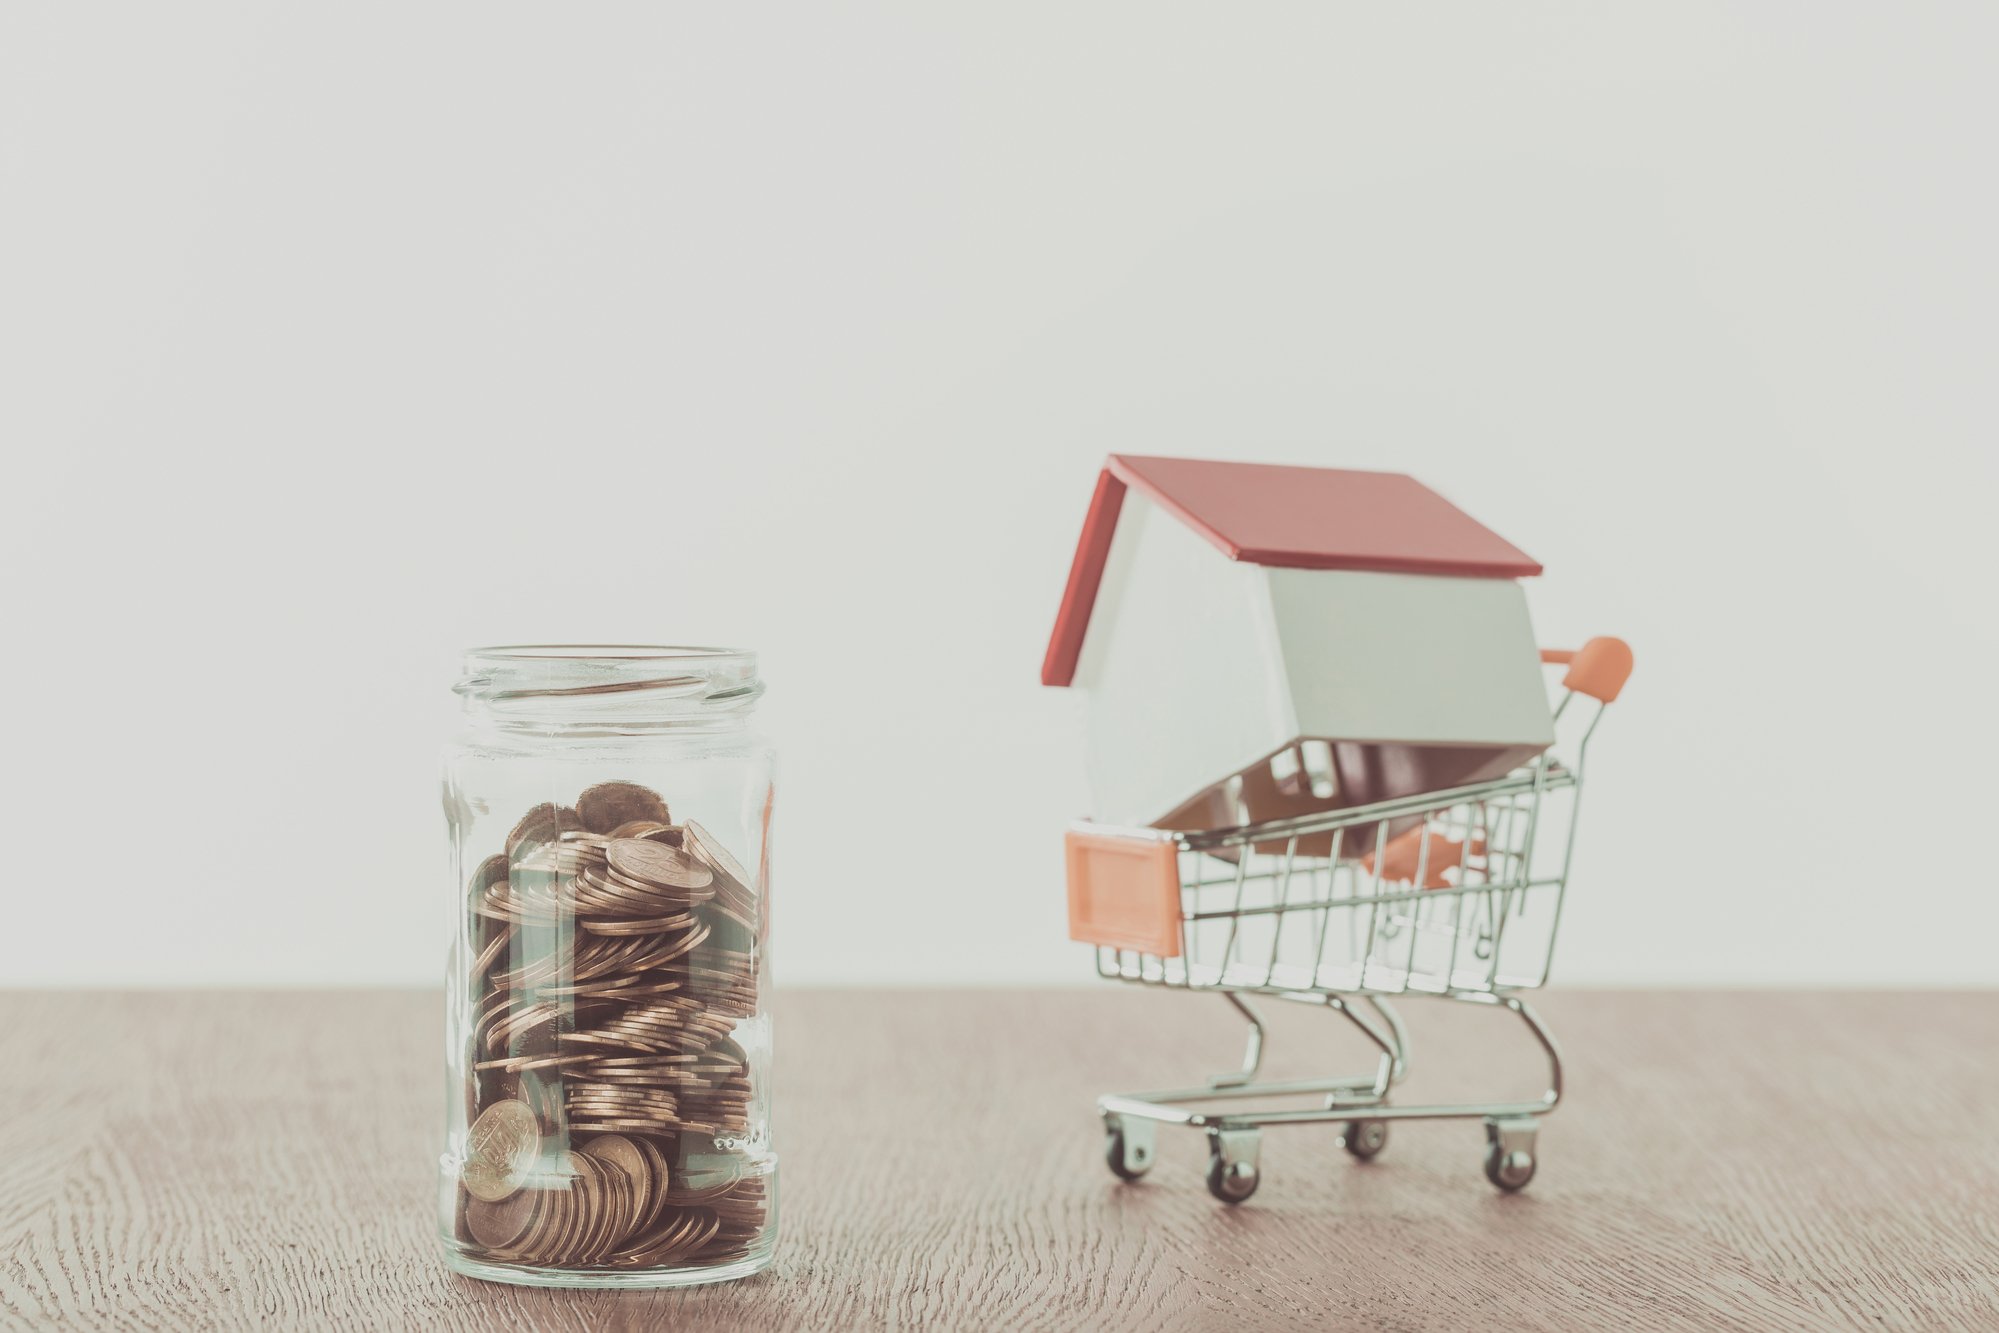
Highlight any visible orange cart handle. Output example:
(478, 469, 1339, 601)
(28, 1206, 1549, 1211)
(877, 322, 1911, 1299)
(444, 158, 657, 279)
(1540, 637, 1633, 704)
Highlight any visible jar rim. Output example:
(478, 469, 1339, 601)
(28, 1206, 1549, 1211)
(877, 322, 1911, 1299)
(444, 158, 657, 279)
(456, 645, 761, 723)
(466, 644, 747, 663)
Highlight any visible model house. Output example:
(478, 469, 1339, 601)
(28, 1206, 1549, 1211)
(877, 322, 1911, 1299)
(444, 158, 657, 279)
(1043, 455, 1554, 853)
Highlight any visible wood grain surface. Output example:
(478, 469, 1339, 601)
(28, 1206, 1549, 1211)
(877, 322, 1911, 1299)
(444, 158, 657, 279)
(3, 988, 1995, 1331)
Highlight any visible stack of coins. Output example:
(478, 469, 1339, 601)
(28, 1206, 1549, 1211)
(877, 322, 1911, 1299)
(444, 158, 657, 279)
(456, 780, 768, 1272)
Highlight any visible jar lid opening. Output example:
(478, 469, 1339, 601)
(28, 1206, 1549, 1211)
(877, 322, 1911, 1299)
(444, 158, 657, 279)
(456, 645, 761, 723)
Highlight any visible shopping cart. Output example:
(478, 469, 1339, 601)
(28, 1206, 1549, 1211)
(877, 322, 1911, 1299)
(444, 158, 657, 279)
(1064, 639, 1632, 1204)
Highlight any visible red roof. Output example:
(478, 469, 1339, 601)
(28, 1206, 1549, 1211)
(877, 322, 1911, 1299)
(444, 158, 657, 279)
(1042, 455, 1542, 687)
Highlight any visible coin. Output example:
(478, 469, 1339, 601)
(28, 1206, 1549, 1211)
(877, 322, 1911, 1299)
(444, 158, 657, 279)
(462, 1098, 541, 1203)
(514, 1154, 586, 1262)
(461, 783, 769, 1272)
(470, 853, 511, 895)
(670, 1134, 746, 1202)
(611, 1207, 721, 1267)
(634, 1135, 676, 1229)
(465, 1181, 541, 1251)
(582, 1134, 653, 1227)
(564, 1153, 611, 1263)
(581, 913, 702, 938)
(505, 803, 584, 857)
(681, 821, 751, 896)
(586, 1141, 650, 1258)
(606, 839, 714, 892)
(578, 782, 672, 835)
(471, 924, 513, 979)
(570, 1116, 695, 1135)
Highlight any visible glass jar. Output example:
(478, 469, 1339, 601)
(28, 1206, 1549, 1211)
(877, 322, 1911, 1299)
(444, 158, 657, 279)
(438, 646, 776, 1288)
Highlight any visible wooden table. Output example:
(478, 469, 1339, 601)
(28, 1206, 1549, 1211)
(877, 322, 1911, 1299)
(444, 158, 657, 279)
(4, 989, 1995, 1330)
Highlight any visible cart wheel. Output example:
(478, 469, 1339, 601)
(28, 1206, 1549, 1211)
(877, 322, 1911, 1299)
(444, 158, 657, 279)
(1205, 1129, 1261, 1204)
(1104, 1120, 1153, 1181)
(1483, 1139, 1536, 1191)
(1206, 1153, 1259, 1204)
(1342, 1118, 1389, 1160)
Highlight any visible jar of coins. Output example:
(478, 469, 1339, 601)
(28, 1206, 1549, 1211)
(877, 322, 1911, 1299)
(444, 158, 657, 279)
(440, 646, 775, 1288)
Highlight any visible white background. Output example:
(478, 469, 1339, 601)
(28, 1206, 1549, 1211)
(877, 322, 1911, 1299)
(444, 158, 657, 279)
(3, 5, 1994, 988)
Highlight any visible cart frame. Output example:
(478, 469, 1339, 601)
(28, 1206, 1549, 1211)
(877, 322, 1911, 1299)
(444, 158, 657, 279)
(1070, 640, 1630, 1203)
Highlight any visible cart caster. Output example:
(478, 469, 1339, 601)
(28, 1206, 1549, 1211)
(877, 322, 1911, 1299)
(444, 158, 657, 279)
(1483, 1117, 1538, 1192)
(1342, 1118, 1389, 1160)
(1205, 1129, 1261, 1205)
(1103, 1115, 1155, 1181)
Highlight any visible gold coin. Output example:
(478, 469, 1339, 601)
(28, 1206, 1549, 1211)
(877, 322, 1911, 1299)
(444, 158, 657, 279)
(462, 1098, 541, 1203)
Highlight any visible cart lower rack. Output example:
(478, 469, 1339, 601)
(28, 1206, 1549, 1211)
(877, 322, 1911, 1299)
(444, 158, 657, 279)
(1064, 639, 1631, 1204)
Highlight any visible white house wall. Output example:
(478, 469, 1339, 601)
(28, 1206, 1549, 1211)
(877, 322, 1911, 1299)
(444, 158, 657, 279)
(1263, 568, 1554, 748)
(1073, 493, 1293, 827)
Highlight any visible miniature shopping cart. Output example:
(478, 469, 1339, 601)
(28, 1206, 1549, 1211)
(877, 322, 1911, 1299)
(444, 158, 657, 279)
(1064, 640, 1632, 1204)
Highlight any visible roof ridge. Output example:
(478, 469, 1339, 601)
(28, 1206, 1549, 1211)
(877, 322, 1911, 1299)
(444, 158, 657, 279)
(1043, 455, 1540, 687)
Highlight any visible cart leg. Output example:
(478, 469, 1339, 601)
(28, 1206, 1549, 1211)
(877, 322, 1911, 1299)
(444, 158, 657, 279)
(1483, 1116, 1539, 1191)
(1102, 1112, 1156, 1181)
(1206, 1128, 1262, 1204)
(1444, 990, 1564, 1112)
(1320, 995, 1397, 1104)
(1366, 996, 1410, 1084)
(1501, 994, 1564, 1109)
(1207, 991, 1266, 1089)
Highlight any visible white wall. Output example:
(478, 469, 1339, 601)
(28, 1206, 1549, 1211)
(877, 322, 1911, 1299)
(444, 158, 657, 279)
(3, 4, 1994, 987)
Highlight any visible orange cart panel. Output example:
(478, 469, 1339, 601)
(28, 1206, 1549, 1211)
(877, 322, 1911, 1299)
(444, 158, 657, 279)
(1066, 830, 1183, 957)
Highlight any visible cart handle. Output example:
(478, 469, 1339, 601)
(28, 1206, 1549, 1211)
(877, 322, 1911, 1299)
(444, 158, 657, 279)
(1540, 637, 1633, 704)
